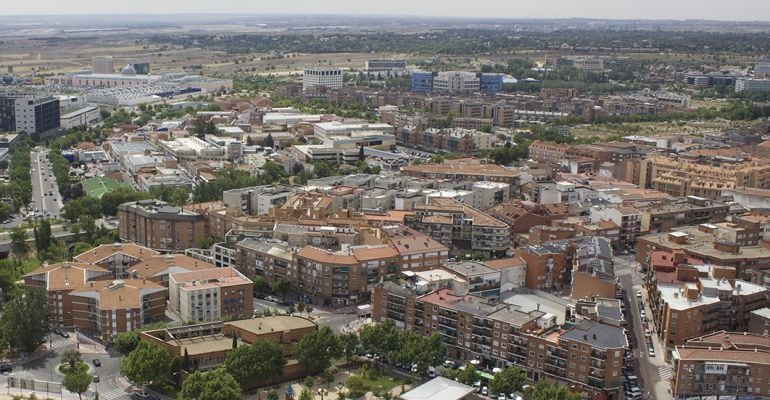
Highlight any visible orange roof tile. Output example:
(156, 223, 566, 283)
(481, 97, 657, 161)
(70, 279, 165, 310)
(73, 243, 159, 265)
(24, 262, 111, 291)
(127, 255, 215, 279)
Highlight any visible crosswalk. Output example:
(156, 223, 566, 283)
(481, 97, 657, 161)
(658, 366, 672, 381)
(48, 337, 76, 351)
(98, 388, 129, 400)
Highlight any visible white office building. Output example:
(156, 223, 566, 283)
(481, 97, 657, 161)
(432, 71, 480, 93)
(302, 68, 343, 91)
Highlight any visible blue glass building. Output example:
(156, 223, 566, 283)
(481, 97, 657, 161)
(410, 70, 436, 93)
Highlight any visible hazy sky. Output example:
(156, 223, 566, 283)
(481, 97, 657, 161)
(3, 0, 770, 21)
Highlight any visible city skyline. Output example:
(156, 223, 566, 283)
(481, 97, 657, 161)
(2, 0, 770, 21)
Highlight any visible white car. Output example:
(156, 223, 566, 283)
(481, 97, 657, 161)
(636, 290, 642, 298)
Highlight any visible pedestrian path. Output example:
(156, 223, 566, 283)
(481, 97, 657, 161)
(49, 337, 76, 351)
(658, 365, 672, 381)
(98, 387, 129, 400)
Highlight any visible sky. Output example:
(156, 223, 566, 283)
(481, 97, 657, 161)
(2, 0, 770, 21)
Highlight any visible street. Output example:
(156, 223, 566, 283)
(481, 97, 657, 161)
(616, 255, 673, 400)
(30, 147, 64, 220)
(8, 332, 129, 400)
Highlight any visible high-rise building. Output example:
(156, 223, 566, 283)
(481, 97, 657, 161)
(0, 93, 60, 135)
(302, 68, 343, 91)
(410, 70, 435, 93)
(91, 56, 114, 74)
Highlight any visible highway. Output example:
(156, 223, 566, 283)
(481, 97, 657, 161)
(30, 147, 64, 221)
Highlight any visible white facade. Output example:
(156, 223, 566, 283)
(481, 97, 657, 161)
(736, 78, 770, 93)
(158, 137, 225, 161)
(60, 106, 101, 129)
(432, 72, 480, 93)
(13, 95, 59, 135)
(313, 121, 395, 140)
(303, 68, 343, 91)
(471, 181, 510, 210)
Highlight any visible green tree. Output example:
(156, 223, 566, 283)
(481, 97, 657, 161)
(457, 365, 478, 385)
(339, 332, 360, 364)
(358, 146, 365, 162)
(10, 226, 29, 258)
(267, 391, 279, 400)
(179, 368, 241, 400)
(252, 276, 270, 294)
(360, 320, 400, 361)
(121, 341, 170, 387)
(299, 388, 313, 400)
(264, 133, 275, 149)
(62, 369, 92, 400)
(223, 339, 286, 391)
(490, 366, 525, 395)
(312, 161, 335, 178)
(34, 219, 53, 252)
(61, 349, 82, 370)
(114, 330, 140, 355)
(271, 277, 291, 300)
(293, 326, 340, 374)
(523, 381, 581, 400)
(198, 236, 216, 249)
(0, 287, 49, 353)
(99, 187, 148, 217)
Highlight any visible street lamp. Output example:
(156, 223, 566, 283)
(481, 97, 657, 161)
(317, 387, 328, 400)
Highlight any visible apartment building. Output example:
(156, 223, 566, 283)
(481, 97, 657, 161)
(372, 284, 627, 400)
(222, 186, 298, 215)
(637, 196, 729, 234)
(589, 206, 641, 251)
(235, 238, 293, 283)
(73, 242, 160, 279)
(400, 162, 520, 187)
(635, 225, 770, 279)
(123, 254, 214, 286)
(168, 267, 254, 322)
(672, 331, 770, 399)
(406, 197, 510, 257)
(118, 199, 207, 252)
(748, 308, 770, 335)
(140, 316, 317, 386)
(292, 244, 400, 306)
(638, 154, 770, 198)
(487, 201, 570, 237)
(384, 225, 449, 270)
(432, 72, 481, 93)
(23, 262, 113, 328)
(529, 140, 569, 165)
(649, 274, 769, 349)
(71, 278, 166, 341)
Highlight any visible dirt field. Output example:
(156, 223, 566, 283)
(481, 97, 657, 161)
(0, 34, 406, 78)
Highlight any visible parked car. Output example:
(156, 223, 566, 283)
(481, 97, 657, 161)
(0, 364, 12, 373)
(481, 386, 489, 396)
(648, 348, 656, 357)
(265, 295, 282, 303)
(93, 374, 100, 383)
(636, 290, 642, 298)
(92, 359, 102, 367)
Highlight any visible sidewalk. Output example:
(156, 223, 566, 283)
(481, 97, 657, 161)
(639, 288, 674, 400)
